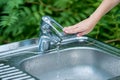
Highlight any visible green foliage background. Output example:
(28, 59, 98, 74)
(0, 0, 120, 48)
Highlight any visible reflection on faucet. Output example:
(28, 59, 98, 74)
(39, 16, 64, 53)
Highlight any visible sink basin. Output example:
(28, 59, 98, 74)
(0, 36, 120, 80)
(20, 47, 119, 80)
(18, 36, 120, 80)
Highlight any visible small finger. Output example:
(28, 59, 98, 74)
(77, 33, 83, 37)
(63, 26, 78, 33)
(77, 31, 87, 37)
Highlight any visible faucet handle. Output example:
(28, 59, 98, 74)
(42, 16, 64, 37)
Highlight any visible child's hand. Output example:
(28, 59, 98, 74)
(63, 17, 97, 37)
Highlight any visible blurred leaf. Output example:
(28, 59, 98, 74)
(0, 0, 120, 48)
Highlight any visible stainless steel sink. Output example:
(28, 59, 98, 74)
(20, 47, 120, 80)
(0, 36, 120, 80)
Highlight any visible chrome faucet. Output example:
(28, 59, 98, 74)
(39, 16, 64, 53)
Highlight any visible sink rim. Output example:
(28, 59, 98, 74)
(19, 46, 120, 64)
(0, 36, 120, 60)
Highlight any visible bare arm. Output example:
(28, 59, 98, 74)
(63, 0, 120, 36)
(90, 0, 120, 23)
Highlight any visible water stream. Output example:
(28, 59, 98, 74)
(56, 45, 61, 80)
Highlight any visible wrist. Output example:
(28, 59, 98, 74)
(88, 14, 101, 25)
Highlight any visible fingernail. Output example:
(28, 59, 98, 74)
(77, 34, 81, 37)
(64, 30, 68, 33)
(63, 28, 65, 31)
(63, 28, 67, 32)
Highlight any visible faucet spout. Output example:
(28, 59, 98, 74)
(41, 16, 64, 37)
(39, 16, 64, 53)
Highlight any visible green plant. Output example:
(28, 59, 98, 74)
(0, 0, 120, 48)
